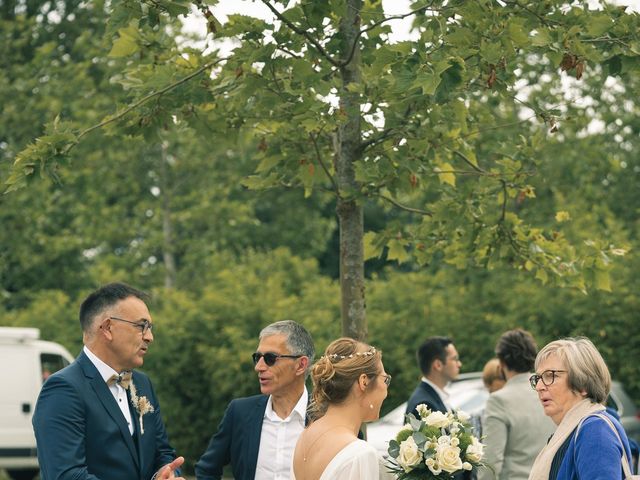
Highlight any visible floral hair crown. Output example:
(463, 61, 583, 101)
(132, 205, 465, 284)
(322, 347, 377, 361)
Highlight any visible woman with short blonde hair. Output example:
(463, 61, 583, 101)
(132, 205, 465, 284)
(528, 337, 633, 480)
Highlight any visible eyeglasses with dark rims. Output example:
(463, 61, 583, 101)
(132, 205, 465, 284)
(109, 316, 154, 334)
(529, 369, 567, 389)
(252, 351, 302, 367)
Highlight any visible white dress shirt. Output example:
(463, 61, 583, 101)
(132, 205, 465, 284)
(255, 386, 308, 480)
(83, 346, 134, 435)
(422, 377, 453, 411)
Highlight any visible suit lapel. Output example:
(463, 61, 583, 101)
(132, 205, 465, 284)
(421, 381, 448, 413)
(245, 396, 268, 479)
(79, 353, 140, 470)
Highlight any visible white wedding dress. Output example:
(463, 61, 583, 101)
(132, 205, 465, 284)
(291, 439, 386, 480)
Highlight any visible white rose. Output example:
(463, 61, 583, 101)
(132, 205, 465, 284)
(465, 436, 484, 463)
(462, 462, 473, 471)
(424, 410, 451, 428)
(425, 457, 442, 475)
(416, 403, 431, 419)
(456, 410, 471, 423)
(397, 436, 422, 472)
(436, 444, 463, 473)
(450, 436, 460, 447)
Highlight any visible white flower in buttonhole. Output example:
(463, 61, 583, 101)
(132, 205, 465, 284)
(424, 410, 451, 428)
(129, 382, 155, 435)
(397, 436, 423, 472)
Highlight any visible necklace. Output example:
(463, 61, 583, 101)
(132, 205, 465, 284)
(302, 424, 354, 462)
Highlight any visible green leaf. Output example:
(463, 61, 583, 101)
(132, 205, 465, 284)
(531, 28, 552, 47)
(586, 15, 614, 36)
(414, 71, 442, 95)
(594, 269, 612, 292)
(435, 162, 456, 187)
(508, 20, 529, 47)
(364, 232, 382, 260)
(108, 23, 141, 58)
(387, 239, 410, 263)
(480, 41, 502, 65)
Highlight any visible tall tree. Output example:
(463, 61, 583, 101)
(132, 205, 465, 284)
(7, 0, 640, 338)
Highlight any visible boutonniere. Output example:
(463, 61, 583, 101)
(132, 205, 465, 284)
(129, 382, 155, 434)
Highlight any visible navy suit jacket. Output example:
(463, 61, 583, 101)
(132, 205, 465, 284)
(406, 380, 448, 418)
(195, 394, 269, 480)
(32, 350, 177, 480)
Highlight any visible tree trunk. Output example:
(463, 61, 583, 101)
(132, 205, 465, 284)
(336, 0, 366, 341)
(160, 141, 177, 289)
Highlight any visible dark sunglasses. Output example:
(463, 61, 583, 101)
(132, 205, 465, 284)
(252, 351, 302, 367)
(529, 369, 567, 389)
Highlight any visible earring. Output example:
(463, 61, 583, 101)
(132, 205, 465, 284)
(369, 403, 374, 409)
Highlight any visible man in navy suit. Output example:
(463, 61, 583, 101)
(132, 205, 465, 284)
(195, 320, 315, 480)
(406, 336, 462, 418)
(32, 282, 184, 480)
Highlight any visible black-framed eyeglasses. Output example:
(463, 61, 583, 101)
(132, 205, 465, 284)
(109, 316, 154, 334)
(381, 374, 392, 387)
(252, 351, 302, 367)
(529, 369, 567, 389)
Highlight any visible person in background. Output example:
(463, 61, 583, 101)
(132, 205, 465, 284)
(405, 336, 461, 418)
(195, 320, 315, 480)
(528, 337, 634, 480)
(32, 282, 184, 480)
(482, 358, 506, 394)
(478, 329, 554, 480)
(291, 337, 390, 480)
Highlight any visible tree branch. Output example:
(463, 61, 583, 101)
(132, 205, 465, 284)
(76, 58, 228, 142)
(375, 193, 433, 216)
(259, 0, 342, 67)
(340, 1, 443, 67)
(309, 132, 340, 195)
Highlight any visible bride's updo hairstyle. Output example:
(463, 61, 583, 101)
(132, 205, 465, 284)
(308, 337, 381, 420)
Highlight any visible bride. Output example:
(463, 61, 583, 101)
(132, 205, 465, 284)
(291, 337, 390, 480)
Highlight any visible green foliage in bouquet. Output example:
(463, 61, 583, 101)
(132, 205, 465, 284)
(386, 405, 484, 479)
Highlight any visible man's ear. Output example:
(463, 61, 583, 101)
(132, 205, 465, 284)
(296, 356, 309, 376)
(432, 359, 443, 373)
(99, 318, 113, 340)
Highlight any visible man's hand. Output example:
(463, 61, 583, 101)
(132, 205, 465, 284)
(154, 456, 185, 480)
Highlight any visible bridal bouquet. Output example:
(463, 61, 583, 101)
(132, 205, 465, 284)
(386, 405, 484, 479)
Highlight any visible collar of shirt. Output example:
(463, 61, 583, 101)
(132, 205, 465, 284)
(264, 386, 308, 422)
(422, 376, 452, 409)
(84, 345, 121, 385)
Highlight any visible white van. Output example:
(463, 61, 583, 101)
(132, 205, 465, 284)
(0, 327, 75, 480)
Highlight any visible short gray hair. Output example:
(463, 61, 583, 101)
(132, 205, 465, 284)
(535, 337, 611, 404)
(260, 320, 315, 372)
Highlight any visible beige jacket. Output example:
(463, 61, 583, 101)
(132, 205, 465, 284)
(477, 373, 556, 480)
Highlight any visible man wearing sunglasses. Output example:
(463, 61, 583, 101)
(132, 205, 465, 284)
(32, 282, 184, 480)
(196, 320, 315, 480)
